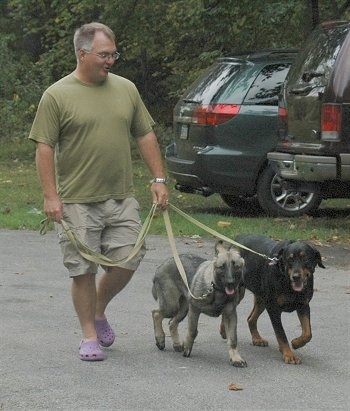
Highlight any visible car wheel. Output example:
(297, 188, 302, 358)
(257, 166, 322, 217)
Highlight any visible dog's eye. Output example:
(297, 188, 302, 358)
(305, 259, 316, 269)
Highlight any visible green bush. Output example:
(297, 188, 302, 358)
(0, 35, 52, 143)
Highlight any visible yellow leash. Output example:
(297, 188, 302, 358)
(40, 202, 271, 274)
(162, 207, 211, 300)
(167, 203, 270, 260)
(40, 202, 158, 267)
(162, 204, 273, 300)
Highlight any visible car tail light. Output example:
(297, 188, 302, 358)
(192, 104, 240, 126)
(321, 103, 341, 141)
(277, 106, 288, 140)
(278, 106, 288, 125)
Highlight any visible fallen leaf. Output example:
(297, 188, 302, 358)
(310, 239, 324, 246)
(217, 221, 231, 228)
(228, 383, 243, 391)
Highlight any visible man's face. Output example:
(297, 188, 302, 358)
(81, 31, 117, 84)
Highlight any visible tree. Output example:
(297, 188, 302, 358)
(1, 0, 350, 141)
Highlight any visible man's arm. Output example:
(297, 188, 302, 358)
(135, 131, 169, 208)
(35, 142, 63, 221)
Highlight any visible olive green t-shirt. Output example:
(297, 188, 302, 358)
(29, 73, 155, 203)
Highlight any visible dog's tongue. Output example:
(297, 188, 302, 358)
(292, 281, 304, 292)
(225, 287, 235, 295)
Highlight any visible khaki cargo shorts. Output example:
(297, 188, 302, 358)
(57, 198, 146, 277)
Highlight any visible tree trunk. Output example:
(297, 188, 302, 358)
(311, 0, 320, 29)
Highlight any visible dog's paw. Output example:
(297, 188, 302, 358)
(282, 351, 301, 365)
(155, 339, 165, 351)
(230, 358, 247, 368)
(182, 346, 192, 357)
(173, 343, 183, 352)
(252, 337, 268, 347)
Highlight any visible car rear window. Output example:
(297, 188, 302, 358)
(243, 63, 291, 106)
(287, 24, 350, 88)
(181, 62, 241, 105)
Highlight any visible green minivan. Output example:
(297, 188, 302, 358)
(165, 49, 299, 216)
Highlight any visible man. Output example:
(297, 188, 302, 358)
(29, 22, 169, 361)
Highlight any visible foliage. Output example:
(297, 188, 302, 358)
(0, 0, 350, 142)
(0, 35, 50, 141)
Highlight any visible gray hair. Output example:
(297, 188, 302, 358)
(73, 22, 115, 56)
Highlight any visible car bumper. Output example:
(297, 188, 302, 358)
(165, 144, 203, 187)
(165, 143, 258, 196)
(268, 152, 350, 181)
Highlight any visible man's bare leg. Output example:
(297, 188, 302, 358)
(71, 273, 97, 341)
(95, 266, 135, 319)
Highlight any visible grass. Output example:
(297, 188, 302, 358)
(1, 152, 350, 247)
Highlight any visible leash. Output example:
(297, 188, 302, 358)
(162, 207, 215, 300)
(162, 204, 276, 300)
(167, 203, 272, 261)
(40, 202, 274, 298)
(39, 202, 158, 267)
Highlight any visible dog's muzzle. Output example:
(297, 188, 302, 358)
(291, 272, 306, 292)
(224, 285, 236, 296)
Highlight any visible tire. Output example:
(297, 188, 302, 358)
(256, 166, 322, 217)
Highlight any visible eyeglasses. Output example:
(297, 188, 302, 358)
(84, 50, 121, 61)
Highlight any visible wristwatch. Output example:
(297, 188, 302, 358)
(152, 177, 168, 184)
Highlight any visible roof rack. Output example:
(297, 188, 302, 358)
(224, 48, 298, 59)
(247, 48, 299, 58)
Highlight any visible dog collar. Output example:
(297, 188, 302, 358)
(211, 281, 222, 292)
(200, 282, 219, 298)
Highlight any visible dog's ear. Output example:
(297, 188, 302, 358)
(275, 247, 286, 271)
(305, 244, 326, 269)
(277, 241, 295, 262)
(275, 242, 294, 272)
(239, 257, 245, 268)
(276, 243, 290, 259)
(215, 240, 231, 254)
(314, 248, 326, 269)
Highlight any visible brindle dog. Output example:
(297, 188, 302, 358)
(231, 233, 325, 364)
(152, 241, 246, 367)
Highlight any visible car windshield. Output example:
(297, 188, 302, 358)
(182, 62, 241, 104)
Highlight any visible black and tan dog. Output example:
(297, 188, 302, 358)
(231, 233, 325, 364)
(152, 241, 247, 367)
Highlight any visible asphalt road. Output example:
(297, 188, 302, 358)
(0, 229, 349, 410)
